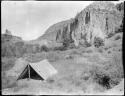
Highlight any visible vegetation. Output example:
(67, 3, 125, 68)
(91, 54, 123, 89)
(1, 2, 124, 94)
(41, 45, 49, 52)
(115, 35, 121, 40)
(94, 37, 104, 48)
(2, 40, 51, 58)
(53, 46, 67, 51)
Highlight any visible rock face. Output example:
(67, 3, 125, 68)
(38, 1, 124, 47)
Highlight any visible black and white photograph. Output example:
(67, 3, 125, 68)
(1, 0, 124, 95)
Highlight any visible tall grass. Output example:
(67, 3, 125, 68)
(2, 57, 16, 71)
(90, 53, 123, 89)
(2, 71, 17, 89)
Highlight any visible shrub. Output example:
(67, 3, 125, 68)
(53, 46, 67, 51)
(84, 41, 91, 47)
(107, 33, 114, 38)
(90, 66, 111, 89)
(68, 43, 76, 49)
(91, 54, 123, 89)
(94, 37, 104, 48)
(41, 45, 49, 52)
(115, 23, 123, 33)
(94, 71, 111, 89)
(115, 35, 121, 40)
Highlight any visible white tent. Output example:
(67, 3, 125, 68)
(17, 59, 57, 80)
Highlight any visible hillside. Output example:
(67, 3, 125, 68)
(1, 29, 44, 58)
(37, 1, 124, 48)
(2, 29, 22, 43)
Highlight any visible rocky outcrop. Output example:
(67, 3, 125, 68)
(5, 29, 12, 36)
(72, 1, 123, 46)
(38, 1, 124, 47)
(2, 29, 22, 43)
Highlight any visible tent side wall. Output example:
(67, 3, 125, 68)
(17, 65, 29, 80)
(30, 60, 57, 80)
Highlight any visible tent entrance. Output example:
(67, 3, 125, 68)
(17, 65, 44, 80)
(30, 65, 44, 80)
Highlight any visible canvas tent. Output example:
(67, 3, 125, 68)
(17, 59, 57, 80)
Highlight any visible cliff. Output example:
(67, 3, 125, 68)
(38, 1, 124, 48)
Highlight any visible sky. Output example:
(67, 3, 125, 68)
(1, 1, 123, 41)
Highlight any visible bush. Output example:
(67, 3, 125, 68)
(41, 45, 49, 52)
(91, 54, 123, 89)
(115, 24, 123, 33)
(93, 70, 111, 89)
(68, 43, 76, 49)
(115, 35, 121, 40)
(53, 46, 67, 51)
(84, 41, 91, 47)
(94, 37, 104, 48)
(89, 65, 111, 89)
(107, 33, 114, 38)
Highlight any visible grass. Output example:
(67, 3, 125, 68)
(13, 82, 28, 92)
(25, 52, 46, 63)
(90, 53, 123, 89)
(2, 57, 16, 71)
(24, 51, 64, 63)
(1, 33, 123, 94)
(2, 72, 17, 89)
(46, 51, 62, 62)
(1, 57, 17, 89)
